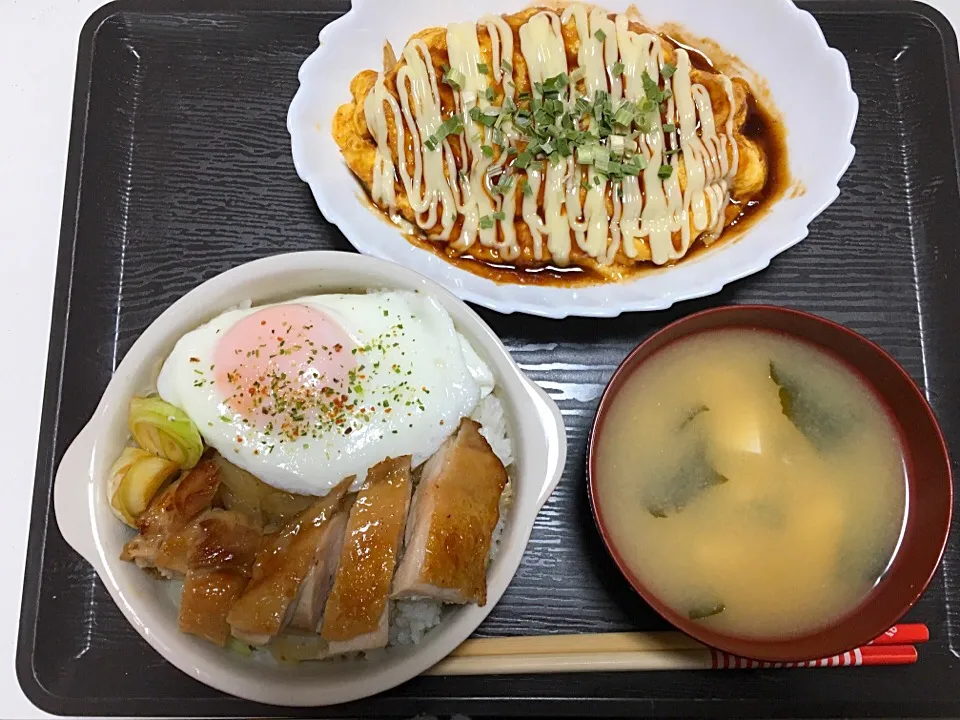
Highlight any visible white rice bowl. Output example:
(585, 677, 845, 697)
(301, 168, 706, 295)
(54, 251, 566, 706)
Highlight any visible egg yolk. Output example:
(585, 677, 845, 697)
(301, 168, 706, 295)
(214, 304, 358, 435)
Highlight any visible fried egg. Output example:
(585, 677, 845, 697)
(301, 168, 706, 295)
(157, 291, 494, 495)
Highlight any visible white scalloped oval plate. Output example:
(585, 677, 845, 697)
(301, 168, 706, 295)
(288, 0, 858, 318)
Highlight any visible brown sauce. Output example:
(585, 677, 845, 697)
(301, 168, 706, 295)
(405, 235, 609, 287)
(661, 32, 717, 73)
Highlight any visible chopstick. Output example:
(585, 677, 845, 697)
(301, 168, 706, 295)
(867, 623, 929, 646)
(425, 624, 926, 675)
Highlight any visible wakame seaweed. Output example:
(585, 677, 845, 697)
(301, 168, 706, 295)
(769, 360, 855, 451)
(645, 442, 728, 518)
(688, 601, 726, 620)
(678, 405, 709, 430)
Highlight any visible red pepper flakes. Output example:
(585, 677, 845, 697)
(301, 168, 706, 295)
(221, 321, 426, 445)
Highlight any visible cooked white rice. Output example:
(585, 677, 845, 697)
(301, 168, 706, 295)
(390, 599, 445, 646)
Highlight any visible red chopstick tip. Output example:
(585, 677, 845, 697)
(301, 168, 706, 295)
(858, 644, 918, 666)
(869, 623, 929, 646)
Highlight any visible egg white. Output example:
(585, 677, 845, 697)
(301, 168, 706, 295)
(157, 291, 493, 495)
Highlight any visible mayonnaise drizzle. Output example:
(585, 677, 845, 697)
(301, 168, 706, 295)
(363, 4, 740, 267)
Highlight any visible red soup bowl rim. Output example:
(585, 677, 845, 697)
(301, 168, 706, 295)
(587, 304, 953, 663)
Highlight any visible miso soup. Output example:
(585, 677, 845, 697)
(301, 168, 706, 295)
(593, 329, 907, 638)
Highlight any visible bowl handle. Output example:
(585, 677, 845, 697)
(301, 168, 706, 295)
(521, 376, 567, 510)
(54, 424, 100, 569)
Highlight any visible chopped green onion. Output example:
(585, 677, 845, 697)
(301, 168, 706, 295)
(484, 87, 496, 101)
(481, 145, 494, 158)
(658, 163, 673, 179)
(542, 72, 568, 94)
(501, 59, 513, 73)
(507, 146, 518, 156)
(477, 62, 489, 74)
(665, 147, 681, 156)
(569, 67, 586, 84)
(609, 135, 626, 156)
(437, 114, 463, 137)
(612, 105, 634, 126)
(623, 154, 647, 174)
(534, 108, 554, 126)
(594, 154, 611, 173)
(493, 174, 514, 194)
(492, 211, 506, 221)
(540, 140, 554, 154)
(577, 144, 600, 165)
(661, 62, 677, 79)
(514, 150, 533, 169)
(663, 122, 676, 132)
(642, 70, 659, 100)
(424, 113, 463, 151)
(593, 175, 602, 186)
(521, 179, 532, 196)
(479, 215, 495, 230)
(443, 67, 466, 90)
(612, 61, 625, 77)
(594, 29, 606, 42)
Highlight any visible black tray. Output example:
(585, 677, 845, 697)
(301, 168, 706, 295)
(17, 0, 960, 716)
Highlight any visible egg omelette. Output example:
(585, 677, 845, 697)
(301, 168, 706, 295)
(333, 4, 777, 281)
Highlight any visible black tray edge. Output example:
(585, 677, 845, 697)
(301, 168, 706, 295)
(14, 0, 103, 715)
(14, 0, 960, 715)
(907, 0, 960, 175)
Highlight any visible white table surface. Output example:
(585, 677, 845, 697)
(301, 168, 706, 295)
(1, 0, 959, 717)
